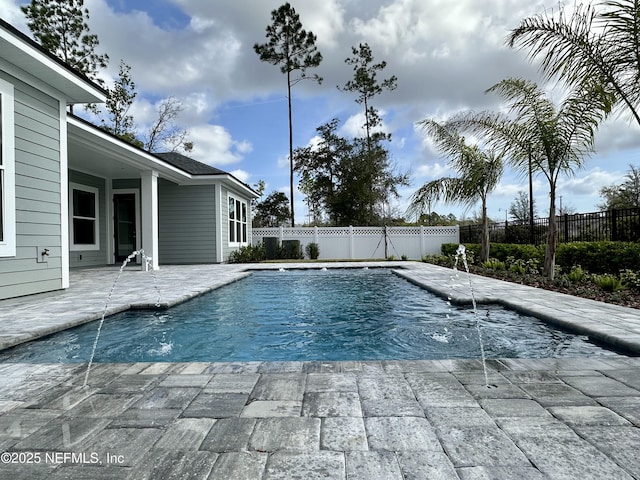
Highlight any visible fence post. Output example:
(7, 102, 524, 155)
(279, 225, 284, 243)
(563, 214, 569, 243)
(349, 226, 354, 259)
(314, 226, 319, 244)
(420, 226, 425, 258)
(611, 209, 618, 241)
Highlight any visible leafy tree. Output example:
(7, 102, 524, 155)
(417, 212, 459, 226)
(254, 2, 323, 227)
(340, 43, 397, 154)
(99, 60, 141, 146)
(509, 190, 537, 224)
(335, 43, 406, 225)
(599, 164, 640, 209)
(253, 191, 291, 227)
(508, 0, 640, 126)
(294, 118, 350, 225)
(294, 119, 408, 226)
(22, 0, 109, 113)
(409, 120, 503, 262)
(144, 97, 192, 153)
(445, 78, 612, 278)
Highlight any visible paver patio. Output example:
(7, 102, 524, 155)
(0, 262, 639, 479)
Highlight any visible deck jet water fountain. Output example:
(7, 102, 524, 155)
(82, 250, 162, 388)
(453, 244, 493, 388)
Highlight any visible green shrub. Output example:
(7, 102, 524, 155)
(305, 242, 320, 260)
(443, 243, 543, 263)
(555, 242, 640, 274)
(482, 258, 506, 270)
(422, 254, 454, 267)
(228, 243, 266, 263)
(566, 265, 587, 284)
(620, 269, 640, 291)
(508, 259, 526, 274)
(280, 240, 303, 259)
(491, 243, 544, 262)
(506, 256, 541, 275)
(592, 274, 624, 292)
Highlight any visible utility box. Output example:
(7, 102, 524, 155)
(264, 237, 279, 260)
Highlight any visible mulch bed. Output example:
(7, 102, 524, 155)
(466, 266, 640, 310)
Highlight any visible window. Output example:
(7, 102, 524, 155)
(69, 183, 99, 250)
(228, 195, 247, 244)
(0, 79, 16, 257)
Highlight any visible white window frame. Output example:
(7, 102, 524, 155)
(69, 182, 100, 251)
(0, 78, 16, 258)
(228, 194, 248, 246)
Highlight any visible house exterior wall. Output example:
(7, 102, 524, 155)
(68, 170, 107, 268)
(0, 71, 64, 300)
(221, 184, 253, 262)
(158, 179, 217, 263)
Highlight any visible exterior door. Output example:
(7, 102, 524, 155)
(113, 194, 136, 263)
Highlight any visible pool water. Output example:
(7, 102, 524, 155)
(0, 268, 620, 363)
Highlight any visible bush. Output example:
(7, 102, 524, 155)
(442, 243, 543, 263)
(482, 258, 505, 270)
(441, 244, 477, 264)
(305, 242, 320, 260)
(592, 273, 624, 292)
(228, 243, 266, 263)
(422, 254, 455, 267)
(506, 257, 541, 275)
(280, 240, 303, 259)
(508, 257, 526, 274)
(620, 269, 640, 291)
(566, 265, 587, 284)
(555, 242, 640, 274)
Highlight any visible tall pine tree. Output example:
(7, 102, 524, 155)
(254, 3, 322, 226)
(22, 0, 109, 113)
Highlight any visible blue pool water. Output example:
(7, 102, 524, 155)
(0, 268, 620, 363)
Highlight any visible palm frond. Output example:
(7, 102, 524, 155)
(509, 0, 640, 126)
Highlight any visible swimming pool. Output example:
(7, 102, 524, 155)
(0, 268, 620, 363)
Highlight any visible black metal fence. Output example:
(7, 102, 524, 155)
(460, 208, 640, 245)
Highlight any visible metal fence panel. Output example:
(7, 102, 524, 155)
(460, 208, 640, 245)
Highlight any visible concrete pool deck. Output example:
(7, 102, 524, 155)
(0, 261, 639, 479)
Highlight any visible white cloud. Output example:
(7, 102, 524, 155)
(295, 0, 346, 49)
(341, 110, 390, 138)
(276, 154, 289, 169)
(557, 167, 624, 197)
(414, 162, 450, 179)
(229, 169, 250, 183)
(187, 124, 251, 166)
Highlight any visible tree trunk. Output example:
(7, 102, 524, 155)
(287, 71, 295, 227)
(543, 186, 557, 280)
(480, 199, 490, 263)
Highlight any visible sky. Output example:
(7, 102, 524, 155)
(2, 0, 640, 224)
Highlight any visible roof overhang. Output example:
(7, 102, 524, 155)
(67, 117, 260, 199)
(186, 174, 260, 198)
(0, 20, 105, 105)
(68, 117, 190, 182)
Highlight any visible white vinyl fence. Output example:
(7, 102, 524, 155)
(252, 226, 459, 260)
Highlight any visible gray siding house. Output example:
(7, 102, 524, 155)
(0, 20, 257, 301)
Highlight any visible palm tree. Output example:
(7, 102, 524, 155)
(446, 78, 612, 279)
(409, 120, 503, 262)
(508, 0, 640, 127)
